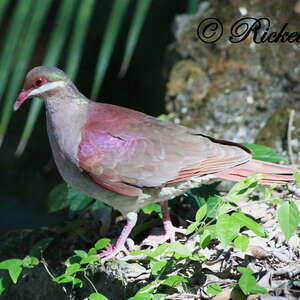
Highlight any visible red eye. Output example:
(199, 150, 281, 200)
(34, 77, 45, 87)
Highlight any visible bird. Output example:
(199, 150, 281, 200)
(15, 66, 296, 261)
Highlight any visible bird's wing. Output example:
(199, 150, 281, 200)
(77, 103, 251, 196)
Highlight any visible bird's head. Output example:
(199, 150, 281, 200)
(14, 66, 69, 110)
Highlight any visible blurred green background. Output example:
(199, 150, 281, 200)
(0, 0, 198, 230)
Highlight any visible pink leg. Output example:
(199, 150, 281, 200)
(96, 212, 137, 261)
(143, 201, 186, 246)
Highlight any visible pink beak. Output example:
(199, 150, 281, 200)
(14, 88, 33, 111)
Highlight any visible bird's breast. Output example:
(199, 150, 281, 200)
(45, 100, 89, 166)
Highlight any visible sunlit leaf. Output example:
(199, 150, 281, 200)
(0, 259, 23, 284)
(95, 238, 110, 250)
(150, 259, 168, 275)
(89, 293, 109, 300)
(238, 274, 256, 295)
(91, 0, 130, 98)
(169, 242, 191, 257)
(241, 143, 288, 163)
(294, 173, 300, 186)
(232, 212, 266, 237)
(277, 201, 299, 240)
(216, 214, 240, 246)
(234, 235, 249, 252)
(207, 283, 222, 295)
(162, 275, 188, 287)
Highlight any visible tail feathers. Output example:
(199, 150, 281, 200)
(216, 159, 296, 184)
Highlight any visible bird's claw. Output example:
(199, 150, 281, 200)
(142, 226, 186, 246)
(96, 243, 129, 262)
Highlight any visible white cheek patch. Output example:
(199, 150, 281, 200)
(28, 81, 66, 97)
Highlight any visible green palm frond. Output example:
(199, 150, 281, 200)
(119, 0, 152, 77)
(0, 0, 9, 23)
(16, 0, 77, 155)
(91, 0, 130, 99)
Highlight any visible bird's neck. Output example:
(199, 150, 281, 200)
(45, 83, 89, 166)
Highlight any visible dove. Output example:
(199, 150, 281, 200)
(15, 66, 296, 260)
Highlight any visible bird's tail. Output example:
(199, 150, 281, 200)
(216, 159, 296, 184)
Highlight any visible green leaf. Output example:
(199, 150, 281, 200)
(17, 0, 77, 155)
(169, 242, 191, 257)
(223, 174, 261, 204)
(127, 295, 152, 300)
(0, 259, 23, 284)
(65, 0, 96, 80)
(162, 275, 188, 287)
(207, 283, 222, 295)
(53, 274, 76, 284)
(22, 256, 39, 268)
(137, 280, 160, 295)
(150, 260, 168, 275)
(65, 263, 82, 275)
(74, 250, 88, 258)
(234, 235, 249, 252)
(68, 187, 93, 212)
(237, 266, 254, 275)
(29, 237, 54, 257)
(199, 229, 212, 249)
(141, 203, 161, 215)
(232, 212, 266, 238)
(89, 293, 109, 300)
(216, 214, 241, 246)
(294, 173, 300, 186)
(80, 256, 99, 265)
(0, 259, 23, 270)
(48, 182, 69, 212)
(238, 274, 256, 295)
(277, 201, 300, 240)
(119, 0, 152, 76)
(196, 204, 207, 222)
(186, 221, 199, 235)
(148, 243, 170, 258)
(88, 248, 97, 256)
(241, 143, 288, 163)
(0, 273, 10, 295)
(95, 238, 110, 250)
(250, 285, 268, 294)
(91, 0, 130, 98)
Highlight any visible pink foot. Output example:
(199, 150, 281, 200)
(96, 243, 129, 261)
(143, 225, 186, 246)
(143, 201, 186, 246)
(95, 212, 137, 262)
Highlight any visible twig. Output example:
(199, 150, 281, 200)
(84, 271, 99, 294)
(40, 256, 70, 299)
(287, 109, 295, 165)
